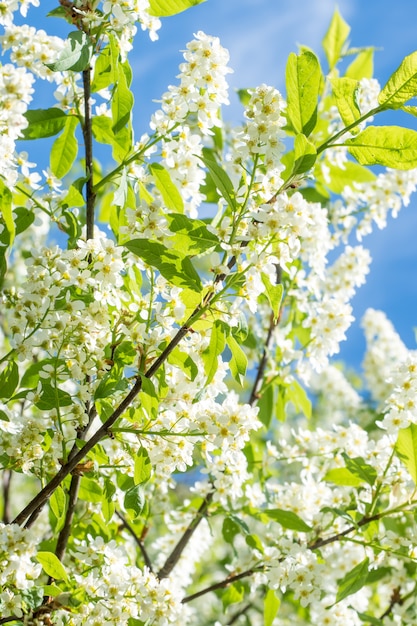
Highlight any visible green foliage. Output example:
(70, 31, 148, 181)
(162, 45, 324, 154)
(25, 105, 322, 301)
(285, 51, 322, 136)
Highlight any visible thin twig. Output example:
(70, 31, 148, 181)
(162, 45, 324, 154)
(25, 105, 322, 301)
(116, 510, 153, 572)
(181, 567, 263, 604)
(82, 67, 96, 240)
(157, 492, 214, 579)
(2, 470, 11, 524)
(227, 602, 252, 624)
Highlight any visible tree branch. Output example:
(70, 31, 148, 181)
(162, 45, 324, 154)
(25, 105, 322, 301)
(181, 567, 263, 604)
(116, 510, 153, 572)
(82, 66, 95, 240)
(2, 470, 11, 524)
(157, 492, 213, 580)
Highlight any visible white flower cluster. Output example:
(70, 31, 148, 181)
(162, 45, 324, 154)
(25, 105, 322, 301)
(0, 523, 42, 618)
(0, 0, 39, 25)
(335, 168, 417, 240)
(234, 84, 286, 170)
(362, 308, 409, 405)
(149, 32, 232, 215)
(0, 63, 34, 184)
(0, 24, 65, 81)
(101, 0, 161, 51)
(380, 355, 417, 434)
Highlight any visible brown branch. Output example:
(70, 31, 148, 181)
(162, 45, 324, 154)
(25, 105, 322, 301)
(181, 567, 263, 604)
(157, 492, 213, 580)
(2, 470, 11, 524)
(116, 510, 153, 572)
(82, 66, 96, 240)
(227, 602, 252, 624)
(308, 511, 384, 551)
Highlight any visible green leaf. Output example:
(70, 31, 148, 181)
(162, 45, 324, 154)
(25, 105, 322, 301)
(345, 49, 374, 80)
(14, 207, 35, 236)
(345, 126, 417, 170)
(222, 517, 240, 544)
(324, 160, 375, 194)
(20, 109, 68, 140)
(49, 486, 67, 521)
(36, 552, 69, 582)
(226, 334, 248, 386)
(124, 484, 145, 518)
(112, 61, 134, 135)
(396, 424, 417, 484)
(379, 50, 417, 109)
(202, 319, 227, 384)
(134, 447, 152, 485)
(92, 39, 117, 92)
(292, 134, 317, 176)
(166, 213, 219, 255)
(78, 477, 103, 503)
(35, 384, 72, 410)
(264, 588, 280, 626)
(324, 467, 364, 487)
(342, 453, 377, 486)
(200, 153, 237, 211)
(0, 179, 14, 245)
(222, 583, 244, 608)
(46, 31, 94, 72)
(167, 348, 198, 381)
(50, 116, 79, 178)
(335, 557, 369, 604)
(285, 51, 322, 136)
(0, 360, 19, 399)
(266, 508, 312, 532)
(331, 77, 361, 130)
(150, 163, 184, 213)
(322, 8, 350, 70)
(287, 380, 311, 419)
(124, 239, 202, 292)
(257, 384, 274, 429)
(92, 115, 130, 162)
(148, 0, 205, 17)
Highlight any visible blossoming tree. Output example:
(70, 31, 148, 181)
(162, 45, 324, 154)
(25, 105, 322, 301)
(2, 1, 417, 624)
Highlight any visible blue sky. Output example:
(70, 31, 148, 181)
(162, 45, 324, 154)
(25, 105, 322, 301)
(27, 1, 417, 369)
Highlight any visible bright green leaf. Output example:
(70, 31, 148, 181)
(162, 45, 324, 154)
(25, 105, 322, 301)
(345, 126, 417, 169)
(92, 115, 130, 163)
(202, 319, 227, 384)
(266, 508, 313, 532)
(331, 77, 361, 131)
(292, 133, 317, 176)
(324, 160, 375, 194)
(345, 49, 374, 80)
(287, 380, 311, 419)
(50, 116, 79, 178)
(342, 453, 377, 486)
(49, 486, 67, 521)
(112, 62, 134, 135)
(35, 384, 73, 410)
(222, 517, 240, 545)
(150, 163, 184, 213)
(0, 360, 19, 399)
(324, 467, 364, 487)
(124, 239, 202, 292)
(226, 334, 248, 386)
(148, 0, 205, 17)
(124, 484, 145, 517)
(257, 384, 274, 429)
(134, 447, 152, 485)
(396, 424, 417, 484)
(379, 50, 417, 109)
(322, 8, 350, 70)
(200, 153, 237, 211)
(36, 552, 68, 582)
(286, 51, 322, 136)
(46, 31, 94, 72)
(166, 213, 219, 255)
(78, 477, 103, 503)
(20, 109, 68, 140)
(264, 588, 280, 626)
(0, 179, 14, 245)
(335, 557, 369, 604)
